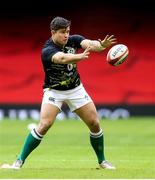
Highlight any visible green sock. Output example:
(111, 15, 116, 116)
(90, 129, 105, 164)
(18, 128, 43, 162)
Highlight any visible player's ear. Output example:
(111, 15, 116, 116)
(51, 30, 56, 35)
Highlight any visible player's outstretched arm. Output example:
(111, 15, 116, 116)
(81, 35, 117, 52)
(52, 46, 91, 64)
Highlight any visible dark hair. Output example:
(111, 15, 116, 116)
(50, 17, 71, 31)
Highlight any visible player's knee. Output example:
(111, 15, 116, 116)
(88, 113, 100, 131)
(37, 119, 53, 135)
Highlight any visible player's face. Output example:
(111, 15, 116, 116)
(52, 27, 70, 46)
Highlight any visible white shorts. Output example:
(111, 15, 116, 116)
(42, 84, 93, 112)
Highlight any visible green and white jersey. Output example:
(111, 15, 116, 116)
(41, 35, 85, 90)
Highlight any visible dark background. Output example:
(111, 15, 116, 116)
(0, 0, 154, 17)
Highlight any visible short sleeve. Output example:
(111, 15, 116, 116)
(41, 46, 58, 63)
(68, 35, 85, 49)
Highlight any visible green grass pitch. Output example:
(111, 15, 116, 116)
(0, 117, 155, 178)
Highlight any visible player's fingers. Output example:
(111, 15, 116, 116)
(103, 35, 109, 41)
(107, 35, 115, 40)
(108, 35, 114, 39)
(85, 51, 90, 56)
(98, 39, 104, 46)
(84, 51, 90, 58)
(111, 41, 117, 44)
(109, 38, 117, 42)
(84, 46, 91, 52)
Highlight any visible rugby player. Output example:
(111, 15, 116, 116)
(12, 17, 116, 169)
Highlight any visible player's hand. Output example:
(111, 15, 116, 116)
(81, 46, 91, 59)
(98, 35, 117, 48)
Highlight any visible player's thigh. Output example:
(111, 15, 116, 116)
(37, 103, 60, 134)
(40, 103, 60, 121)
(74, 102, 100, 132)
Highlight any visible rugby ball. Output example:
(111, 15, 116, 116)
(107, 44, 129, 66)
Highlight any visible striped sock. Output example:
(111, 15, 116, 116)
(31, 128, 43, 140)
(90, 129, 105, 164)
(18, 128, 43, 162)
